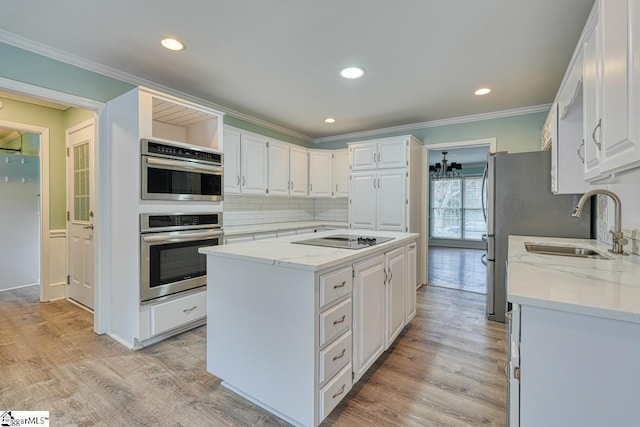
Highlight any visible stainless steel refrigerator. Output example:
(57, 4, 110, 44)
(484, 151, 591, 323)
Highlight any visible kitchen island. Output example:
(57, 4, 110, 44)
(506, 235, 640, 427)
(199, 230, 418, 427)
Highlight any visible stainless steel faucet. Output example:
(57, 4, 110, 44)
(572, 189, 627, 254)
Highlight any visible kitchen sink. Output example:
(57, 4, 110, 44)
(524, 243, 610, 259)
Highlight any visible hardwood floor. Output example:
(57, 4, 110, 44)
(0, 285, 506, 426)
(428, 247, 487, 294)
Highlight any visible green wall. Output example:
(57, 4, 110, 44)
(316, 112, 547, 153)
(0, 42, 133, 102)
(0, 97, 94, 229)
(2, 132, 39, 156)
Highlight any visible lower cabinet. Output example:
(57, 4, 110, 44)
(138, 289, 206, 342)
(508, 303, 640, 427)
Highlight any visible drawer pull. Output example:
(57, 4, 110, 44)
(333, 315, 346, 325)
(332, 349, 346, 361)
(333, 281, 346, 289)
(183, 306, 197, 315)
(332, 384, 346, 399)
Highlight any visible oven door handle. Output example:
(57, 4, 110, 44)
(142, 230, 223, 243)
(145, 156, 223, 174)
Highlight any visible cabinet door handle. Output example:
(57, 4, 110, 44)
(591, 119, 602, 150)
(310, 183, 313, 192)
(242, 176, 246, 186)
(332, 384, 346, 399)
(183, 306, 197, 315)
(332, 349, 346, 361)
(333, 281, 346, 289)
(291, 181, 294, 190)
(383, 268, 388, 284)
(377, 178, 380, 188)
(378, 153, 382, 164)
(388, 267, 392, 283)
(373, 153, 378, 163)
(373, 179, 377, 189)
(333, 315, 346, 325)
(577, 141, 585, 163)
(237, 175, 240, 186)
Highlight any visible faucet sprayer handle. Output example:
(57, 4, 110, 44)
(610, 230, 628, 246)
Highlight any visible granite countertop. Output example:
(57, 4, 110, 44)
(507, 235, 640, 323)
(200, 229, 418, 272)
(223, 221, 348, 236)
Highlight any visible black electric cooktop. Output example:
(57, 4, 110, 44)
(292, 234, 394, 250)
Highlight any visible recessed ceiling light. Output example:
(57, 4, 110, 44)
(340, 67, 365, 79)
(474, 87, 492, 95)
(161, 38, 186, 51)
(324, 118, 336, 124)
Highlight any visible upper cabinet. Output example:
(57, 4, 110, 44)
(289, 145, 309, 197)
(223, 126, 268, 195)
(309, 148, 349, 198)
(350, 137, 408, 171)
(581, 0, 640, 181)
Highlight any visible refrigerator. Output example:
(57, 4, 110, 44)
(484, 151, 591, 323)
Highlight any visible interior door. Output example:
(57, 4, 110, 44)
(67, 121, 95, 309)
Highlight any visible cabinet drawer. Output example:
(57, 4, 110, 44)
(151, 291, 206, 336)
(320, 298, 352, 347)
(320, 267, 353, 308)
(319, 363, 353, 422)
(319, 330, 352, 384)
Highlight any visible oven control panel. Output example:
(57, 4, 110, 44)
(141, 213, 222, 233)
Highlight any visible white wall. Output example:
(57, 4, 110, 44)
(0, 154, 39, 290)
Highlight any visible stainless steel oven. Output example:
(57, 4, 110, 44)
(140, 213, 223, 303)
(141, 139, 223, 201)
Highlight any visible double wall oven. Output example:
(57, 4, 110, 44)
(140, 213, 223, 303)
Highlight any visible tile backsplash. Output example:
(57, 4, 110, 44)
(596, 184, 640, 255)
(223, 195, 348, 226)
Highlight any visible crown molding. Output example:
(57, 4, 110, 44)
(0, 30, 313, 143)
(312, 104, 552, 144)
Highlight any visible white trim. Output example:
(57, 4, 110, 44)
(420, 138, 496, 286)
(0, 78, 107, 335)
(49, 229, 66, 237)
(313, 105, 550, 144)
(0, 31, 313, 143)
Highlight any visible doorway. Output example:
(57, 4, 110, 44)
(0, 84, 104, 332)
(421, 139, 495, 298)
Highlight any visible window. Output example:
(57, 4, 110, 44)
(430, 176, 486, 240)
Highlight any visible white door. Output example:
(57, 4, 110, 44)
(333, 149, 349, 198)
(309, 150, 333, 197)
(67, 121, 95, 309)
(241, 133, 268, 195)
(582, 20, 602, 180)
(223, 126, 242, 194)
(353, 255, 386, 382)
(289, 146, 308, 197)
(349, 142, 377, 171)
(349, 171, 376, 230)
(376, 169, 407, 231)
(386, 247, 406, 346)
(377, 139, 407, 169)
(268, 140, 290, 196)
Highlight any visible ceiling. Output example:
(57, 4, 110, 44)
(0, 0, 595, 141)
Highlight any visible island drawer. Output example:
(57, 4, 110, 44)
(319, 330, 352, 384)
(151, 291, 206, 336)
(319, 298, 352, 347)
(318, 363, 353, 421)
(319, 266, 353, 308)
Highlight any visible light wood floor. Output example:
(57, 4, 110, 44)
(0, 285, 506, 426)
(429, 247, 487, 294)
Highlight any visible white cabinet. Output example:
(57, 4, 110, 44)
(349, 169, 407, 232)
(289, 145, 309, 197)
(350, 137, 407, 171)
(333, 149, 349, 198)
(348, 135, 421, 238)
(580, 0, 640, 181)
(509, 303, 640, 427)
(309, 150, 333, 198)
(385, 246, 406, 346)
(353, 254, 386, 382)
(309, 149, 349, 198)
(353, 243, 415, 382)
(223, 126, 268, 195)
(405, 242, 417, 323)
(267, 140, 290, 196)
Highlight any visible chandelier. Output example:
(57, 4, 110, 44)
(429, 151, 462, 179)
